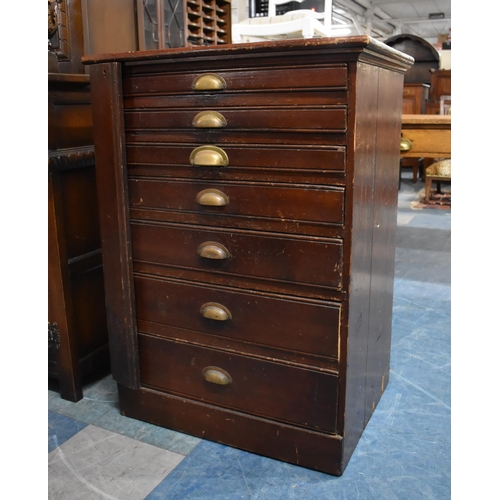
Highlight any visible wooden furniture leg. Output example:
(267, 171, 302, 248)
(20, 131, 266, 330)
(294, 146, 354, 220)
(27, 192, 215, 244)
(424, 174, 432, 203)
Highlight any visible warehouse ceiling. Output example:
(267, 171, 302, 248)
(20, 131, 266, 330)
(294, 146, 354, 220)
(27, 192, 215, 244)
(330, 0, 451, 44)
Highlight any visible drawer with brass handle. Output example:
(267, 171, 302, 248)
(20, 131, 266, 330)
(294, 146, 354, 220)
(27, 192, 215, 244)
(124, 106, 347, 133)
(128, 178, 345, 235)
(197, 242, 231, 260)
(138, 334, 339, 432)
(130, 222, 343, 290)
(134, 275, 341, 360)
(199, 302, 232, 321)
(202, 366, 232, 386)
(192, 73, 227, 91)
(122, 65, 348, 95)
(192, 111, 227, 128)
(126, 143, 347, 183)
(195, 189, 229, 207)
(189, 145, 229, 167)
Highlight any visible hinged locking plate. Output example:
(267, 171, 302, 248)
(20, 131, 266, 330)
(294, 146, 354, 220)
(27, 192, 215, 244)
(48, 322, 60, 349)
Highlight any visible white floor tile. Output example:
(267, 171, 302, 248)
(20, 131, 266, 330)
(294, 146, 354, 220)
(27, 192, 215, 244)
(48, 425, 183, 500)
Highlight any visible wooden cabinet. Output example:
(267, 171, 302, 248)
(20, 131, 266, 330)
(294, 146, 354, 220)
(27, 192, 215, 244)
(48, 75, 109, 401)
(401, 83, 429, 183)
(426, 69, 451, 114)
(429, 69, 451, 102)
(136, 0, 232, 49)
(83, 37, 412, 475)
(48, 0, 139, 400)
(402, 83, 429, 114)
(400, 115, 451, 159)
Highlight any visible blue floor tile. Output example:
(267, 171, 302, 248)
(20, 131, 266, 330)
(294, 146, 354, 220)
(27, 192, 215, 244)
(48, 410, 88, 453)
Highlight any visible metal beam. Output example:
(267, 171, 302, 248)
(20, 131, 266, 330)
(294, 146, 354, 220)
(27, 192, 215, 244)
(370, 0, 449, 5)
(382, 16, 450, 24)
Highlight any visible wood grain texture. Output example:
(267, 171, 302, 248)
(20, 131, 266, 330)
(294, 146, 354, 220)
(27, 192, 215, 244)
(339, 60, 379, 459)
(118, 383, 344, 475)
(48, 75, 110, 402)
(130, 222, 343, 290)
(134, 274, 341, 359)
(138, 334, 339, 431)
(89, 62, 139, 389)
(48, 172, 83, 401)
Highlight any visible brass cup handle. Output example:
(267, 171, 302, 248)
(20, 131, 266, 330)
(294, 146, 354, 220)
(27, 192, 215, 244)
(202, 366, 232, 385)
(200, 302, 232, 321)
(196, 189, 229, 207)
(190, 145, 229, 167)
(192, 73, 227, 91)
(197, 241, 230, 260)
(400, 137, 413, 152)
(192, 111, 227, 128)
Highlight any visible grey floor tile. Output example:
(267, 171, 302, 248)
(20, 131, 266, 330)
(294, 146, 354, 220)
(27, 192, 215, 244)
(48, 374, 120, 425)
(50, 373, 201, 456)
(48, 425, 184, 500)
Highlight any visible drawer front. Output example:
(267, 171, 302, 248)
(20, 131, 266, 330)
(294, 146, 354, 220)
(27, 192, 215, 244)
(124, 107, 347, 133)
(123, 66, 348, 95)
(134, 275, 341, 359)
(124, 91, 347, 111)
(138, 334, 338, 432)
(400, 128, 451, 157)
(128, 178, 345, 226)
(126, 143, 346, 174)
(126, 130, 346, 147)
(131, 222, 343, 290)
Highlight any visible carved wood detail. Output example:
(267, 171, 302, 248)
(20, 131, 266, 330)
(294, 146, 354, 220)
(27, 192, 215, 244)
(48, 145, 95, 172)
(48, 0, 71, 61)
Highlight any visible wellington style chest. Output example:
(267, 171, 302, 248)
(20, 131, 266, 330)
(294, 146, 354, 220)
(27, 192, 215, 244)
(84, 37, 412, 475)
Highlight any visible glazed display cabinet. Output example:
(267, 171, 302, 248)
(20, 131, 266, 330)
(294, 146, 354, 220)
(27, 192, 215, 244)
(137, 0, 232, 49)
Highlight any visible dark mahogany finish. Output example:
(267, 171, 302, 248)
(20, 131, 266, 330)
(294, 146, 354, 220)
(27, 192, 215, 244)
(84, 37, 412, 475)
(48, 75, 110, 401)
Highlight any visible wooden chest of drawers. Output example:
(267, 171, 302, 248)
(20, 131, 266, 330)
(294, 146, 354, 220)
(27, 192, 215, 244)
(84, 37, 412, 475)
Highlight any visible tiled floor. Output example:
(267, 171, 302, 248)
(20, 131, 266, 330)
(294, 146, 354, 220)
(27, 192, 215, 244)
(48, 175, 451, 499)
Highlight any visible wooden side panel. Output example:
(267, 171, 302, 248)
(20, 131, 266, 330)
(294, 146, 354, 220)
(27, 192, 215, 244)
(58, 167, 101, 259)
(48, 82, 93, 150)
(48, 173, 83, 401)
(55, 164, 110, 364)
(340, 61, 378, 466)
(89, 62, 140, 389)
(364, 67, 403, 422)
(342, 63, 402, 467)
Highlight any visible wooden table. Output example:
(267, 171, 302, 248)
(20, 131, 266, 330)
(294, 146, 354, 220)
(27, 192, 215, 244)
(400, 114, 451, 159)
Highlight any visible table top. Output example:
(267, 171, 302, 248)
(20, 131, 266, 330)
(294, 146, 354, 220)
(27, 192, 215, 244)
(402, 114, 451, 125)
